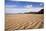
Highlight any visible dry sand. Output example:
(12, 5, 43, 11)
(5, 14, 44, 31)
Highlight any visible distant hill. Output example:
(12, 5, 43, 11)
(5, 9, 44, 14)
(24, 9, 44, 14)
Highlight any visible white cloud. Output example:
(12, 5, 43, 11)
(5, 4, 43, 13)
(5, 5, 32, 13)
(6, 5, 32, 8)
(24, 5, 32, 8)
(5, 7, 32, 13)
(5, 7, 43, 13)
(40, 3, 43, 6)
(32, 7, 43, 12)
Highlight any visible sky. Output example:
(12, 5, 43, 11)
(5, 0, 44, 13)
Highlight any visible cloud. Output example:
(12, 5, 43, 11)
(5, 7, 32, 13)
(5, 4, 43, 13)
(5, 6, 43, 13)
(6, 4, 32, 8)
(24, 5, 32, 8)
(31, 7, 43, 12)
(40, 3, 43, 6)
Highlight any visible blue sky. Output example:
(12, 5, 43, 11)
(5, 0, 44, 13)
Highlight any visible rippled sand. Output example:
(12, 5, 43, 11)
(5, 14, 44, 31)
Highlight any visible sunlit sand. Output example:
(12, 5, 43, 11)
(5, 14, 44, 31)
